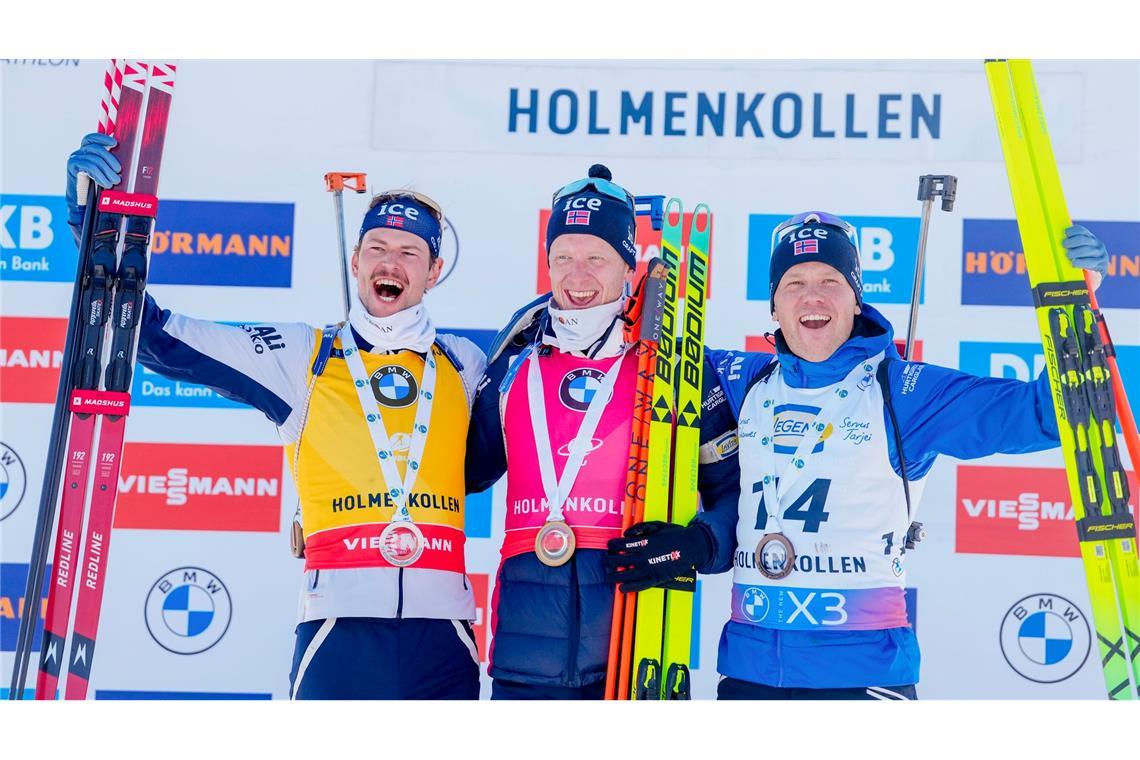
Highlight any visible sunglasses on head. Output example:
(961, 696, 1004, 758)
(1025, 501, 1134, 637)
(368, 189, 444, 222)
(771, 211, 859, 253)
(552, 176, 636, 209)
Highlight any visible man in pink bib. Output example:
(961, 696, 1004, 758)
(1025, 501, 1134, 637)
(466, 166, 738, 699)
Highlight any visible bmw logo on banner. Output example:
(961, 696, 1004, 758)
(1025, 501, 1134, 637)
(145, 567, 233, 655)
(0, 442, 27, 522)
(999, 593, 1091, 684)
(370, 366, 419, 409)
(559, 368, 608, 412)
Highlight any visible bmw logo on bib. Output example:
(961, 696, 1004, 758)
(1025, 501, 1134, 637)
(371, 365, 419, 409)
(145, 567, 233, 655)
(559, 368, 609, 412)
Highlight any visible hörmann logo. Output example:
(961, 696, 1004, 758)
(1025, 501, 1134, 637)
(114, 443, 282, 532)
(0, 316, 67, 403)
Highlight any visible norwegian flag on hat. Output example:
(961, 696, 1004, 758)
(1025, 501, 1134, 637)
(386, 215, 405, 228)
(793, 238, 818, 256)
(566, 209, 591, 225)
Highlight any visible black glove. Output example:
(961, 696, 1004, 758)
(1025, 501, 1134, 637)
(604, 521, 713, 593)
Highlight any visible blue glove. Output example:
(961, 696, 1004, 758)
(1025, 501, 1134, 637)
(66, 133, 121, 228)
(1062, 224, 1108, 277)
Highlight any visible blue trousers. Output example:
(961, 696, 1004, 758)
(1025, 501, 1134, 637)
(289, 617, 480, 700)
(717, 676, 917, 700)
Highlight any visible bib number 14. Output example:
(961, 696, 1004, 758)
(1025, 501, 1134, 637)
(753, 478, 832, 533)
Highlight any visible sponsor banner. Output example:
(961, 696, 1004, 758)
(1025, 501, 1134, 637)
(956, 465, 1139, 558)
(0, 196, 294, 287)
(114, 443, 283, 533)
(1, 59, 82, 68)
(0, 316, 66, 403)
(1, 441, 29, 522)
(144, 567, 233, 655)
(535, 210, 713, 297)
(747, 214, 921, 305)
(95, 690, 272, 700)
(132, 363, 244, 409)
(465, 487, 493, 540)
(959, 341, 1140, 422)
(1, 563, 49, 652)
(961, 219, 1140, 309)
(0, 194, 76, 281)
(744, 336, 923, 362)
(999, 593, 1091, 685)
(471, 573, 489, 662)
(372, 62, 1082, 162)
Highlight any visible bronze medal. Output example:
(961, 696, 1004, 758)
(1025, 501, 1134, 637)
(535, 520, 576, 567)
(756, 533, 795, 580)
(379, 521, 425, 568)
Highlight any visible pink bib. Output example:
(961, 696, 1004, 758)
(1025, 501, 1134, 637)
(501, 347, 637, 559)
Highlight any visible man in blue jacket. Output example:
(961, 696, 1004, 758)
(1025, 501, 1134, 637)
(605, 211, 1110, 699)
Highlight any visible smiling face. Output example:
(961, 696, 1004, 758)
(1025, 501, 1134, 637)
(772, 260, 861, 363)
(547, 234, 633, 310)
(351, 227, 443, 317)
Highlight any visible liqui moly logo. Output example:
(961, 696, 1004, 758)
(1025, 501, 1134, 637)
(113, 443, 282, 532)
(98, 191, 158, 217)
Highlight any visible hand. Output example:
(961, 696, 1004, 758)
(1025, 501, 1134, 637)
(604, 521, 712, 594)
(1062, 224, 1108, 289)
(66, 133, 121, 228)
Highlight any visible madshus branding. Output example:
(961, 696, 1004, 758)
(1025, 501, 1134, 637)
(508, 88, 942, 140)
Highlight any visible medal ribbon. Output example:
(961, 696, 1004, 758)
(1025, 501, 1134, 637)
(341, 326, 437, 524)
(527, 351, 625, 525)
(755, 356, 880, 534)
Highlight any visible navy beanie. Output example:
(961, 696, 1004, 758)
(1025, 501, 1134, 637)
(546, 164, 638, 269)
(359, 196, 442, 258)
(769, 218, 863, 312)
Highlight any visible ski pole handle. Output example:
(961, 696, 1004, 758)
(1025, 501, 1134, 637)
(324, 172, 368, 320)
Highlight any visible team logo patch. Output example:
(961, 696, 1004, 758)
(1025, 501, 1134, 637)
(0, 442, 27, 522)
(999, 593, 1090, 684)
(370, 366, 419, 408)
(559, 368, 609, 412)
(145, 567, 232, 655)
(740, 587, 770, 624)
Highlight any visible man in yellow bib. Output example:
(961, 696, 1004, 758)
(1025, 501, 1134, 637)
(65, 134, 487, 699)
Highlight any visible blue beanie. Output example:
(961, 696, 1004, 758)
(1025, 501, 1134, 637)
(769, 217, 863, 312)
(546, 164, 637, 269)
(359, 196, 442, 258)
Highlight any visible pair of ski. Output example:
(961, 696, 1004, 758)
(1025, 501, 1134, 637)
(9, 60, 177, 700)
(987, 59, 1139, 700)
(606, 200, 712, 700)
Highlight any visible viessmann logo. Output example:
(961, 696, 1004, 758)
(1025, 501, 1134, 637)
(534, 210, 713, 298)
(955, 465, 1139, 558)
(114, 443, 282, 532)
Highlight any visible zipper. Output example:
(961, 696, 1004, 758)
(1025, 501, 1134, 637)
(566, 555, 580, 683)
(396, 567, 405, 618)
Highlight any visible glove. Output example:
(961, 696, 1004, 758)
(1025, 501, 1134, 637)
(1061, 224, 1108, 288)
(66, 132, 121, 228)
(604, 521, 713, 594)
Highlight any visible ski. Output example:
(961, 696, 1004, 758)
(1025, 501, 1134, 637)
(986, 58, 1139, 700)
(626, 200, 684, 699)
(660, 205, 711, 699)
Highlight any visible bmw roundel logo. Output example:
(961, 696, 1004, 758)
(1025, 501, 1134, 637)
(145, 567, 233, 655)
(370, 365, 419, 409)
(999, 593, 1090, 684)
(0, 442, 27, 522)
(559, 368, 609, 412)
(740, 587, 770, 624)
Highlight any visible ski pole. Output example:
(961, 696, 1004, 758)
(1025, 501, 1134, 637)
(324, 172, 368, 320)
(904, 175, 957, 361)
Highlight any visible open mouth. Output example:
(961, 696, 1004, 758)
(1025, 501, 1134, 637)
(564, 289, 599, 307)
(373, 277, 406, 303)
(798, 313, 832, 330)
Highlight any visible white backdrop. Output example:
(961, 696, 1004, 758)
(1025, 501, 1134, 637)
(1, 59, 1137, 700)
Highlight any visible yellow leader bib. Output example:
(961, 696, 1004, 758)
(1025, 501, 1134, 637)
(287, 330, 469, 572)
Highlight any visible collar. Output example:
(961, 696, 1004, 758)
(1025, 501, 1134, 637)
(348, 295, 436, 354)
(773, 303, 899, 388)
(543, 296, 628, 359)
